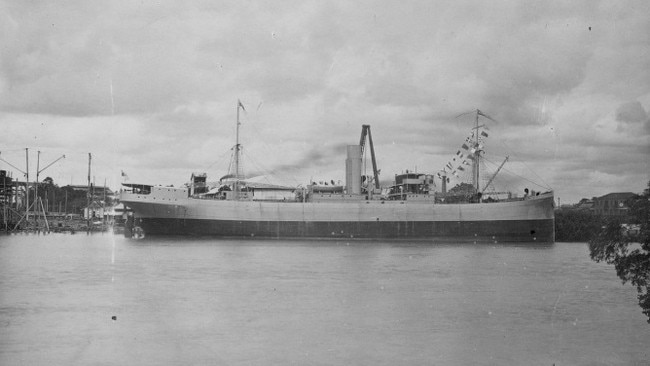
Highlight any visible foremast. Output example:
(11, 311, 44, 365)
(233, 100, 245, 200)
(472, 111, 480, 195)
(472, 109, 497, 195)
(440, 109, 497, 199)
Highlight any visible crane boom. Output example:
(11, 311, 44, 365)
(482, 156, 509, 194)
(359, 125, 380, 190)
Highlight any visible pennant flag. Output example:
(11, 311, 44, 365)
(238, 99, 246, 111)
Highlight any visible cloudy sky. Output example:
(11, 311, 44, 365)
(1, 0, 648, 203)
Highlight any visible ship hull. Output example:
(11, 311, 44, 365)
(121, 188, 555, 242)
(134, 217, 553, 242)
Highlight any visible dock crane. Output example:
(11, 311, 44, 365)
(359, 125, 380, 190)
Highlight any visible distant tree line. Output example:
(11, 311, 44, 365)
(27, 177, 114, 214)
(555, 209, 606, 242)
(555, 190, 646, 242)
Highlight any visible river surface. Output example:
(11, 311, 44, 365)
(1, 234, 648, 366)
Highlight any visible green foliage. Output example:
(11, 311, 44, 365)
(589, 181, 650, 323)
(555, 209, 605, 242)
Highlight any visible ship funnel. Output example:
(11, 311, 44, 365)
(441, 171, 447, 194)
(345, 145, 362, 195)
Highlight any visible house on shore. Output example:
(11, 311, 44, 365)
(64, 185, 114, 197)
(592, 192, 638, 217)
(559, 192, 638, 218)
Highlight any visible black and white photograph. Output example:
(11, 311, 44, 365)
(1, 1, 649, 365)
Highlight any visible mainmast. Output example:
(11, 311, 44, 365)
(234, 100, 245, 200)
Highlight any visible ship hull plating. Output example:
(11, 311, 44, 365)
(121, 189, 555, 242)
(134, 217, 553, 242)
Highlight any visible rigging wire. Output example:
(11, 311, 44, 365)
(479, 158, 499, 195)
(241, 151, 271, 182)
(481, 156, 513, 193)
(499, 140, 551, 189)
(224, 103, 303, 186)
(244, 150, 302, 187)
(483, 155, 550, 191)
(202, 148, 234, 182)
(453, 111, 544, 195)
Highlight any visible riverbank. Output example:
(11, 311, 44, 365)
(2, 218, 116, 235)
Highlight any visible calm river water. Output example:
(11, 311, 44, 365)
(1, 233, 648, 366)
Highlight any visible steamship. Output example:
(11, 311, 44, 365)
(119, 106, 554, 242)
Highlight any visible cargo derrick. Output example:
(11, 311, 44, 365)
(359, 125, 380, 192)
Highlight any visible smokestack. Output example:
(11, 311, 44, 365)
(441, 172, 447, 194)
(345, 145, 362, 195)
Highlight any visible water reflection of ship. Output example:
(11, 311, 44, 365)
(120, 105, 554, 242)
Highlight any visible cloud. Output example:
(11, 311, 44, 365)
(1, 0, 649, 203)
(615, 101, 650, 135)
(616, 101, 648, 123)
